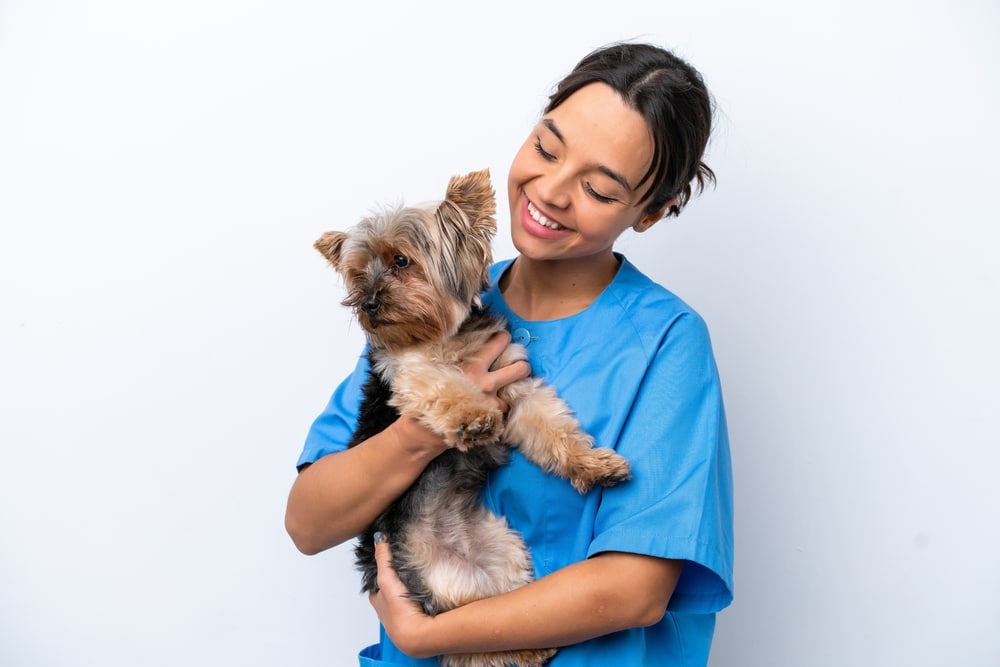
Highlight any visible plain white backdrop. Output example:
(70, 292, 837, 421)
(1, 1, 998, 665)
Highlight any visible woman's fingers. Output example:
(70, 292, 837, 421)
(460, 331, 532, 409)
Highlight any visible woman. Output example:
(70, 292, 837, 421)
(286, 41, 734, 667)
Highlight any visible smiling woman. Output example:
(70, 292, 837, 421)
(286, 41, 732, 667)
(3, 2, 997, 666)
(507, 83, 661, 275)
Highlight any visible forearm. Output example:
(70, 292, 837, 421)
(395, 552, 682, 657)
(285, 417, 444, 554)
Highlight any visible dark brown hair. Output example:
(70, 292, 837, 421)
(546, 42, 716, 218)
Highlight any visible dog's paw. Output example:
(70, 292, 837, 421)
(445, 408, 503, 450)
(569, 447, 631, 493)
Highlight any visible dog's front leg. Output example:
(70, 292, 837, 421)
(385, 351, 504, 450)
(500, 378, 631, 492)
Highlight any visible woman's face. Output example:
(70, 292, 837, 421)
(507, 82, 663, 264)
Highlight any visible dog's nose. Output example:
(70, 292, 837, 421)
(361, 298, 381, 316)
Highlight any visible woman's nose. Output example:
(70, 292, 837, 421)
(534, 168, 572, 210)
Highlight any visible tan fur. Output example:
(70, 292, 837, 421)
(315, 169, 630, 667)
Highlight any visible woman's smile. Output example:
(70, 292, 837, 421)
(519, 198, 572, 240)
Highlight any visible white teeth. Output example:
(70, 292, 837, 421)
(527, 201, 565, 230)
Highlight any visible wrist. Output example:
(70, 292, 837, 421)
(388, 417, 447, 462)
(404, 613, 445, 659)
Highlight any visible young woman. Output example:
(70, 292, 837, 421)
(286, 41, 734, 667)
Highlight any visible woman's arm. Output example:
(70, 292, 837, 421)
(285, 331, 531, 555)
(369, 540, 683, 657)
(285, 416, 446, 555)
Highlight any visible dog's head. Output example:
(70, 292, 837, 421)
(315, 169, 496, 351)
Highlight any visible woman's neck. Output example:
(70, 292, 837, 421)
(499, 252, 621, 321)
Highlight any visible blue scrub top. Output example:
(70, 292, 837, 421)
(299, 255, 734, 667)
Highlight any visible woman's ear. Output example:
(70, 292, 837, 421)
(633, 198, 675, 233)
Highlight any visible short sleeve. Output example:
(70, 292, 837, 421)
(296, 351, 369, 470)
(587, 312, 734, 613)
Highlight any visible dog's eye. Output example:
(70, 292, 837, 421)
(393, 255, 410, 269)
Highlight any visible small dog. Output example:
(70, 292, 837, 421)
(314, 169, 631, 667)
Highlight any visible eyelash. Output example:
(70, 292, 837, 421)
(533, 139, 617, 204)
(585, 184, 615, 204)
(533, 138, 555, 161)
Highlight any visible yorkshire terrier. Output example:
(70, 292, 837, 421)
(314, 169, 631, 667)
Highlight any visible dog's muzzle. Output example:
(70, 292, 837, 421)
(360, 298, 381, 316)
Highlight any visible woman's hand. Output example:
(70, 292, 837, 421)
(368, 535, 436, 658)
(462, 331, 531, 413)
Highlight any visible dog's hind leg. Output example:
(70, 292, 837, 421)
(405, 506, 559, 667)
(400, 503, 535, 614)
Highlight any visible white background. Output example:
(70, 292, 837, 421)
(1, 1, 998, 665)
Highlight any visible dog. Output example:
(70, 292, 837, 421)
(314, 169, 631, 667)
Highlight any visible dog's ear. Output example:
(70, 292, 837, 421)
(314, 231, 348, 269)
(442, 168, 497, 240)
(437, 170, 496, 294)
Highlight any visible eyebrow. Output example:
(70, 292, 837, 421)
(542, 118, 635, 193)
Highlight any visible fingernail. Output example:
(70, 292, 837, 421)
(373, 531, 385, 544)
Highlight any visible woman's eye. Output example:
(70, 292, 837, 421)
(393, 255, 410, 268)
(533, 139, 556, 161)
(585, 183, 616, 204)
